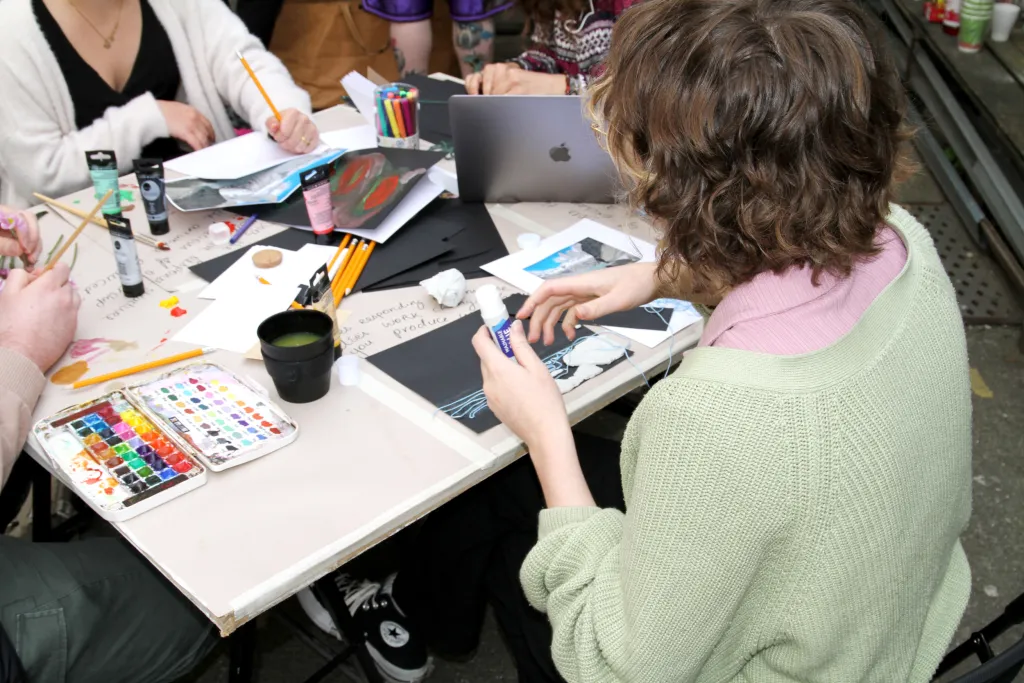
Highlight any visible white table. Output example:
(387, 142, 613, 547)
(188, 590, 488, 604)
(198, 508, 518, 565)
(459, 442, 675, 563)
(24, 105, 703, 637)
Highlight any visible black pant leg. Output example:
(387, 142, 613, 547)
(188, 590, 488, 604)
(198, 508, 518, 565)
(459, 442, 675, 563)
(485, 432, 626, 683)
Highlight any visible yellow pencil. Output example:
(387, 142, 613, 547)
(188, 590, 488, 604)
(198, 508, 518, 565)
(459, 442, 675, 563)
(236, 50, 281, 121)
(44, 189, 111, 272)
(72, 347, 214, 389)
(327, 234, 352, 272)
(384, 100, 400, 139)
(332, 240, 362, 304)
(343, 241, 375, 296)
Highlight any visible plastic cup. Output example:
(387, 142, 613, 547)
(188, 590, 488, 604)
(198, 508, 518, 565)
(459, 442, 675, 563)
(257, 310, 335, 403)
(991, 3, 1021, 41)
(958, 11, 991, 50)
(374, 83, 420, 150)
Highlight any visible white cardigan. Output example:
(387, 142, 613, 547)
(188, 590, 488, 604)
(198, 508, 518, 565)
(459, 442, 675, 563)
(0, 0, 312, 208)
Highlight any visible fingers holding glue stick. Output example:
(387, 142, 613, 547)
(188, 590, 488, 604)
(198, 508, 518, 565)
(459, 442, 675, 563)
(472, 321, 569, 449)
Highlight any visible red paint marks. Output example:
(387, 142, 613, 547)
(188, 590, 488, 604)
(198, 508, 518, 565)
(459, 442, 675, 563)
(364, 175, 399, 211)
(170, 306, 187, 318)
(225, 221, 237, 233)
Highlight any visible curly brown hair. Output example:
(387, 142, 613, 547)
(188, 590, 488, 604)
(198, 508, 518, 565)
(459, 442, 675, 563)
(519, 0, 585, 40)
(588, 0, 914, 296)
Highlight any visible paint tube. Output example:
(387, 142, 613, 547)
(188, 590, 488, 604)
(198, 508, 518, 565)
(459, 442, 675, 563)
(133, 158, 170, 236)
(85, 150, 122, 216)
(306, 265, 342, 358)
(475, 284, 516, 360)
(105, 215, 145, 298)
(299, 164, 335, 244)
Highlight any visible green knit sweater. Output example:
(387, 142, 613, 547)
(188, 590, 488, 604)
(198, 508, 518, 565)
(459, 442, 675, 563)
(521, 205, 973, 683)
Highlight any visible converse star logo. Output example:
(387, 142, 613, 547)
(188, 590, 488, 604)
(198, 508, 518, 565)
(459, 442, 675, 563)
(380, 620, 410, 648)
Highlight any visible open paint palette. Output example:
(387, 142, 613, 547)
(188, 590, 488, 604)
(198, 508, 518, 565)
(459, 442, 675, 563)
(34, 363, 298, 521)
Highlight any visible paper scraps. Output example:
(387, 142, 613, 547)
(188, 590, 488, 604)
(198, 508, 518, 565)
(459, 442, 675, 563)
(420, 269, 466, 308)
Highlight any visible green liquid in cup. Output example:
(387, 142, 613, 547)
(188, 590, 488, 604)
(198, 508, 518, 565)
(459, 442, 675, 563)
(272, 331, 323, 348)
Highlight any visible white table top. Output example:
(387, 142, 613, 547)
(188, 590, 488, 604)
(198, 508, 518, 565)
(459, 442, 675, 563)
(24, 105, 702, 636)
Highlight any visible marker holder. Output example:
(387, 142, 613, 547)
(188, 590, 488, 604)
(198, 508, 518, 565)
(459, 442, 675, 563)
(374, 83, 420, 150)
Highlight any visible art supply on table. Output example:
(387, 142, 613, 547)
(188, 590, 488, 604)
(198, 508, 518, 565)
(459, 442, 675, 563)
(475, 284, 516, 360)
(959, 0, 994, 51)
(374, 83, 420, 149)
(257, 310, 335, 403)
(44, 189, 112, 272)
(335, 355, 360, 387)
(71, 347, 215, 390)
(342, 240, 375, 297)
(133, 159, 170, 236)
(332, 239, 363, 303)
(420, 268, 466, 308)
(85, 151, 123, 216)
(991, 2, 1020, 41)
(306, 265, 343, 355)
(299, 164, 335, 244)
(253, 248, 284, 269)
(230, 214, 260, 245)
(517, 233, 542, 251)
(105, 215, 145, 297)
(209, 221, 233, 246)
(328, 234, 352, 276)
(236, 50, 281, 122)
(33, 194, 170, 251)
(33, 392, 207, 521)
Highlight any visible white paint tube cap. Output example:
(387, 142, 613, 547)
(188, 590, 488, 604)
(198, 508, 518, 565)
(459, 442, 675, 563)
(335, 355, 360, 386)
(517, 233, 542, 251)
(474, 284, 507, 323)
(209, 221, 232, 246)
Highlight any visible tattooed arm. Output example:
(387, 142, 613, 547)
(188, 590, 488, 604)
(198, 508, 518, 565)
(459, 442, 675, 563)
(390, 20, 432, 77)
(452, 20, 494, 77)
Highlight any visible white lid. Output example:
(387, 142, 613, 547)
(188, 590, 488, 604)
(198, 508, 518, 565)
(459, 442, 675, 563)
(517, 233, 542, 251)
(208, 221, 231, 245)
(474, 284, 506, 320)
(335, 355, 360, 386)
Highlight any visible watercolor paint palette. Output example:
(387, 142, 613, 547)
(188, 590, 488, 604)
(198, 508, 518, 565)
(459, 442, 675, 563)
(129, 363, 298, 471)
(33, 394, 208, 521)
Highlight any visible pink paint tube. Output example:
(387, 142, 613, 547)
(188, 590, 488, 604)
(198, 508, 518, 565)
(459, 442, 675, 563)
(300, 164, 335, 244)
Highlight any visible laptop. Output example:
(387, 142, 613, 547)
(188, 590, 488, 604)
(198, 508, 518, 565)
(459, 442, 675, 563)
(449, 95, 621, 204)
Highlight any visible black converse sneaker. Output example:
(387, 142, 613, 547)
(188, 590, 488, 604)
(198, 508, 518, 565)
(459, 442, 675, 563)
(297, 573, 432, 683)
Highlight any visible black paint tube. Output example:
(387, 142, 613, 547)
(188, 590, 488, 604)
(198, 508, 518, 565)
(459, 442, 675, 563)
(106, 215, 145, 298)
(133, 158, 170, 236)
(85, 150, 122, 216)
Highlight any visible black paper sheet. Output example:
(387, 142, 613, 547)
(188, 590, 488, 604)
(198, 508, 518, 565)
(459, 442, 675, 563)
(368, 294, 630, 433)
(234, 148, 445, 230)
(594, 307, 671, 331)
(363, 200, 508, 291)
(188, 228, 334, 282)
(403, 74, 465, 143)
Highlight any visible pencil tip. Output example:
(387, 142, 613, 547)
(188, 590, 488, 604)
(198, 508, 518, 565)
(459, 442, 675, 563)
(235, 49, 244, 60)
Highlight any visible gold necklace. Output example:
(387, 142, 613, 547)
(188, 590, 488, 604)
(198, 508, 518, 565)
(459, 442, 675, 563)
(68, 0, 125, 49)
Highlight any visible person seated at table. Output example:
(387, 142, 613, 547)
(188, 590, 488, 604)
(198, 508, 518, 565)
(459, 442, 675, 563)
(0, 209, 218, 683)
(302, 0, 974, 681)
(464, 0, 641, 96)
(367, 0, 508, 79)
(0, 0, 319, 210)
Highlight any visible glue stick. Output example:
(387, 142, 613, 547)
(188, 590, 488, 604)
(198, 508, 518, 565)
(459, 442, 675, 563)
(475, 285, 516, 360)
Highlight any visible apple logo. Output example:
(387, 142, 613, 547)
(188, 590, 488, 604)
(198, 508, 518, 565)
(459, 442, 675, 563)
(549, 143, 571, 163)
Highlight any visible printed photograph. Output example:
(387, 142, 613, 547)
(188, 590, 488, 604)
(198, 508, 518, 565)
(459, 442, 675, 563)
(524, 237, 639, 281)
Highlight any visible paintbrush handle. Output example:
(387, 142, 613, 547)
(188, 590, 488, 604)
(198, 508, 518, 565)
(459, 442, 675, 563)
(44, 190, 111, 272)
(71, 347, 210, 389)
(33, 194, 108, 228)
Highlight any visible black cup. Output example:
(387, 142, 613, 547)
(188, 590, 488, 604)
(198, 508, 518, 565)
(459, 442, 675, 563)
(257, 310, 334, 403)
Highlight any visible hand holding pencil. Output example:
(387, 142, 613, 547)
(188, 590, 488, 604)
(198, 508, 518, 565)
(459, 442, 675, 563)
(234, 50, 320, 154)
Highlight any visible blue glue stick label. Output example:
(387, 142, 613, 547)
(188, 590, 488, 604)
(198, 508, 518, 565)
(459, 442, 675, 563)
(489, 317, 516, 359)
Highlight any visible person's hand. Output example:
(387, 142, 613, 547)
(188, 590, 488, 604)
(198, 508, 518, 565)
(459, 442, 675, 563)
(471, 321, 572, 450)
(518, 262, 660, 345)
(158, 101, 215, 151)
(267, 109, 320, 154)
(465, 63, 567, 95)
(0, 209, 41, 270)
(0, 263, 80, 373)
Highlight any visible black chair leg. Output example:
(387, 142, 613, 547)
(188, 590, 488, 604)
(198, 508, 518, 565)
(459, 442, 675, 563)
(229, 621, 258, 683)
(312, 577, 385, 683)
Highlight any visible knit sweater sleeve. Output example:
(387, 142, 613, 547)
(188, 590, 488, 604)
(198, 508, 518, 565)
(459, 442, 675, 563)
(520, 379, 797, 683)
(188, 0, 311, 133)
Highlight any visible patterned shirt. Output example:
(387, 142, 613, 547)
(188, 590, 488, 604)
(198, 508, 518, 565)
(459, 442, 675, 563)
(511, 0, 640, 90)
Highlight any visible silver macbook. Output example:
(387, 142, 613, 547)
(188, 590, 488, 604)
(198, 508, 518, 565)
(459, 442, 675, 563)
(450, 95, 621, 204)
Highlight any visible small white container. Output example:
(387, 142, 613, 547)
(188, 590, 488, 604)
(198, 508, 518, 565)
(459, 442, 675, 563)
(208, 221, 232, 246)
(991, 2, 1021, 41)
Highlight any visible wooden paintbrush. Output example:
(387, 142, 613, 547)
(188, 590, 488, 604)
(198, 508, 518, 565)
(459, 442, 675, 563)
(44, 190, 111, 271)
(34, 193, 171, 251)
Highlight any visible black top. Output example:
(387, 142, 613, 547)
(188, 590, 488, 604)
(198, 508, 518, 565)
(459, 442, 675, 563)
(33, 0, 183, 161)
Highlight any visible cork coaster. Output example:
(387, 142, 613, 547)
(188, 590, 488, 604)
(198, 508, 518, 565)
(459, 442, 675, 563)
(252, 249, 283, 269)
